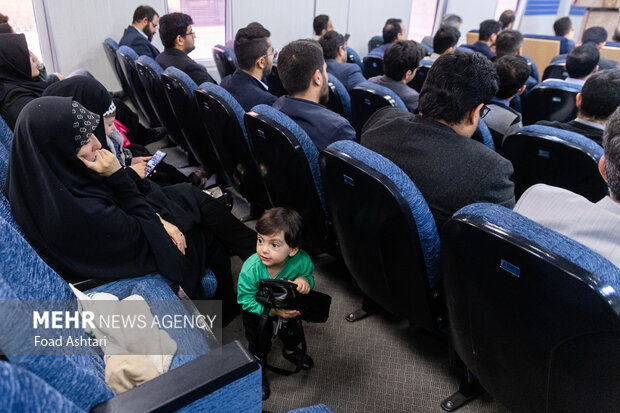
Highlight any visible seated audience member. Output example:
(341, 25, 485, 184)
(220, 25, 277, 111)
(553, 16, 575, 53)
(494, 29, 539, 88)
(614, 26, 620, 42)
(273, 39, 356, 151)
(368, 18, 405, 58)
(369, 40, 424, 113)
(544, 44, 599, 87)
(422, 14, 462, 50)
(537, 70, 620, 146)
(514, 106, 620, 268)
(156, 12, 216, 85)
(119, 5, 160, 59)
(361, 52, 514, 229)
(463, 20, 501, 59)
(486, 55, 529, 139)
(552, 26, 617, 70)
(428, 26, 460, 62)
(312, 14, 333, 40)
(499, 10, 516, 31)
(319, 30, 366, 91)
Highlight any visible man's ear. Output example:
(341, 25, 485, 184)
(175, 34, 184, 48)
(599, 156, 607, 182)
(468, 103, 484, 125)
(576, 92, 582, 109)
(312, 69, 322, 86)
(518, 84, 527, 95)
(256, 56, 265, 70)
(140, 17, 149, 28)
(593, 64, 599, 73)
(288, 247, 299, 257)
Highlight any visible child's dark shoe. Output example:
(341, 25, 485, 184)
(282, 348, 314, 370)
(261, 367, 270, 400)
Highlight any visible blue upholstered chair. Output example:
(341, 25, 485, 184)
(407, 59, 434, 92)
(472, 118, 495, 151)
(346, 46, 362, 69)
(503, 125, 606, 202)
(419, 42, 433, 56)
(361, 55, 383, 79)
(542, 61, 568, 81)
(441, 203, 620, 413)
(0, 142, 9, 188)
(116, 46, 160, 127)
(320, 141, 442, 328)
(135, 56, 186, 147)
(212, 44, 237, 80)
(325, 74, 352, 121)
(243, 104, 334, 253)
(194, 82, 272, 210)
(161, 67, 221, 175)
(0, 115, 13, 151)
(367, 35, 383, 53)
(350, 81, 407, 136)
(103, 38, 132, 98)
(455, 46, 474, 53)
(522, 80, 581, 125)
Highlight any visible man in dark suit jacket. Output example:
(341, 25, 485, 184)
(319, 30, 366, 91)
(537, 69, 620, 146)
(368, 18, 405, 58)
(220, 24, 276, 111)
(119, 6, 160, 59)
(361, 52, 515, 230)
(551, 26, 618, 70)
(463, 20, 501, 59)
(156, 12, 216, 85)
(273, 39, 356, 151)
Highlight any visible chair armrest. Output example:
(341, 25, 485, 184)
(91, 340, 260, 413)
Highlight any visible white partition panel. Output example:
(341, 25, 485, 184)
(315, 0, 350, 36)
(445, 0, 498, 39)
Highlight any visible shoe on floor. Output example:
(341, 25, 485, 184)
(261, 367, 270, 400)
(282, 348, 314, 370)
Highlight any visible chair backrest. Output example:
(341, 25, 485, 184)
(542, 61, 568, 80)
(320, 140, 441, 331)
(135, 56, 185, 147)
(455, 45, 474, 53)
(103, 38, 131, 96)
(116, 46, 160, 127)
(361, 55, 383, 79)
(522, 82, 579, 125)
(476, 118, 495, 151)
(265, 65, 287, 97)
(194, 82, 272, 210)
(367, 35, 383, 53)
(0, 115, 12, 151)
(442, 202, 620, 413)
(521, 37, 561, 82)
(419, 42, 433, 56)
(600, 45, 620, 65)
(325, 74, 351, 121)
(244, 104, 332, 252)
(0, 142, 9, 188)
(350, 82, 406, 136)
(407, 60, 433, 92)
(212, 45, 237, 80)
(161, 67, 220, 174)
(466, 31, 479, 44)
(346, 46, 362, 69)
(503, 125, 607, 201)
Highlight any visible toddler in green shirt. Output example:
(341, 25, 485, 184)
(237, 207, 314, 400)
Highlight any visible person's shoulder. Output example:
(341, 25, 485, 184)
(240, 253, 263, 274)
(515, 184, 589, 212)
(290, 249, 313, 268)
(343, 62, 361, 73)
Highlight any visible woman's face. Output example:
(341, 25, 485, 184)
(103, 114, 115, 137)
(76, 134, 101, 163)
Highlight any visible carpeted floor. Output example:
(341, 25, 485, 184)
(223, 252, 511, 413)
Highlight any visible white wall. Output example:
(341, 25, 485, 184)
(445, 0, 498, 39)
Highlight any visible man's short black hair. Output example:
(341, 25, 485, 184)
(499, 10, 515, 29)
(553, 17, 572, 36)
(319, 31, 345, 60)
(433, 26, 460, 54)
(566, 44, 599, 79)
(580, 69, 620, 121)
(419, 51, 498, 124)
(479, 20, 501, 41)
(383, 40, 423, 81)
(582, 26, 608, 45)
(256, 207, 304, 248)
(614, 27, 620, 42)
(383, 18, 403, 44)
(234, 25, 271, 71)
(0, 23, 12, 34)
(441, 14, 462, 29)
(495, 30, 524, 58)
(313, 14, 330, 36)
(133, 5, 158, 24)
(603, 105, 620, 198)
(278, 39, 325, 95)
(495, 55, 529, 99)
(158, 12, 193, 48)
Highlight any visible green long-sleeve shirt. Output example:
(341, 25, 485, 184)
(237, 250, 314, 315)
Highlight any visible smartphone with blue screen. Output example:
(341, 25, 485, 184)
(145, 150, 166, 177)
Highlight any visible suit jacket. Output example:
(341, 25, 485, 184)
(514, 184, 620, 268)
(368, 43, 391, 58)
(156, 48, 216, 86)
(368, 75, 419, 113)
(220, 69, 276, 112)
(326, 59, 366, 91)
(272, 95, 356, 151)
(360, 108, 515, 230)
(552, 53, 618, 70)
(463, 42, 495, 59)
(119, 26, 160, 59)
(536, 119, 604, 146)
(485, 101, 522, 146)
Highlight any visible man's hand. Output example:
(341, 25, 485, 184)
(129, 156, 151, 179)
(271, 308, 301, 319)
(79, 149, 121, 177)
(159, 217, 186, 255)
(292, 278, 310, 294)
(53, 72, 65, 80)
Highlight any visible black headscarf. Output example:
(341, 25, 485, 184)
(0, 33, 51, 129)
(6, 96, 204, 297)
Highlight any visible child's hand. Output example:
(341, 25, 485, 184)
(292, 278, 310, 294)
(271, 308, 300, 319)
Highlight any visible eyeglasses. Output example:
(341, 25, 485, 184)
(480, 104, 491, 119)
(184, 31, 196, 37)
(150, 21, 158, 29)
(262, 48, 278, 60)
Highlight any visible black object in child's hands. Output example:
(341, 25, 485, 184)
(255, 279, 331, 323)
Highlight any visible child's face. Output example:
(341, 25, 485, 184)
(103, 114, 116, 137)
(256, 231, 298, 267)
